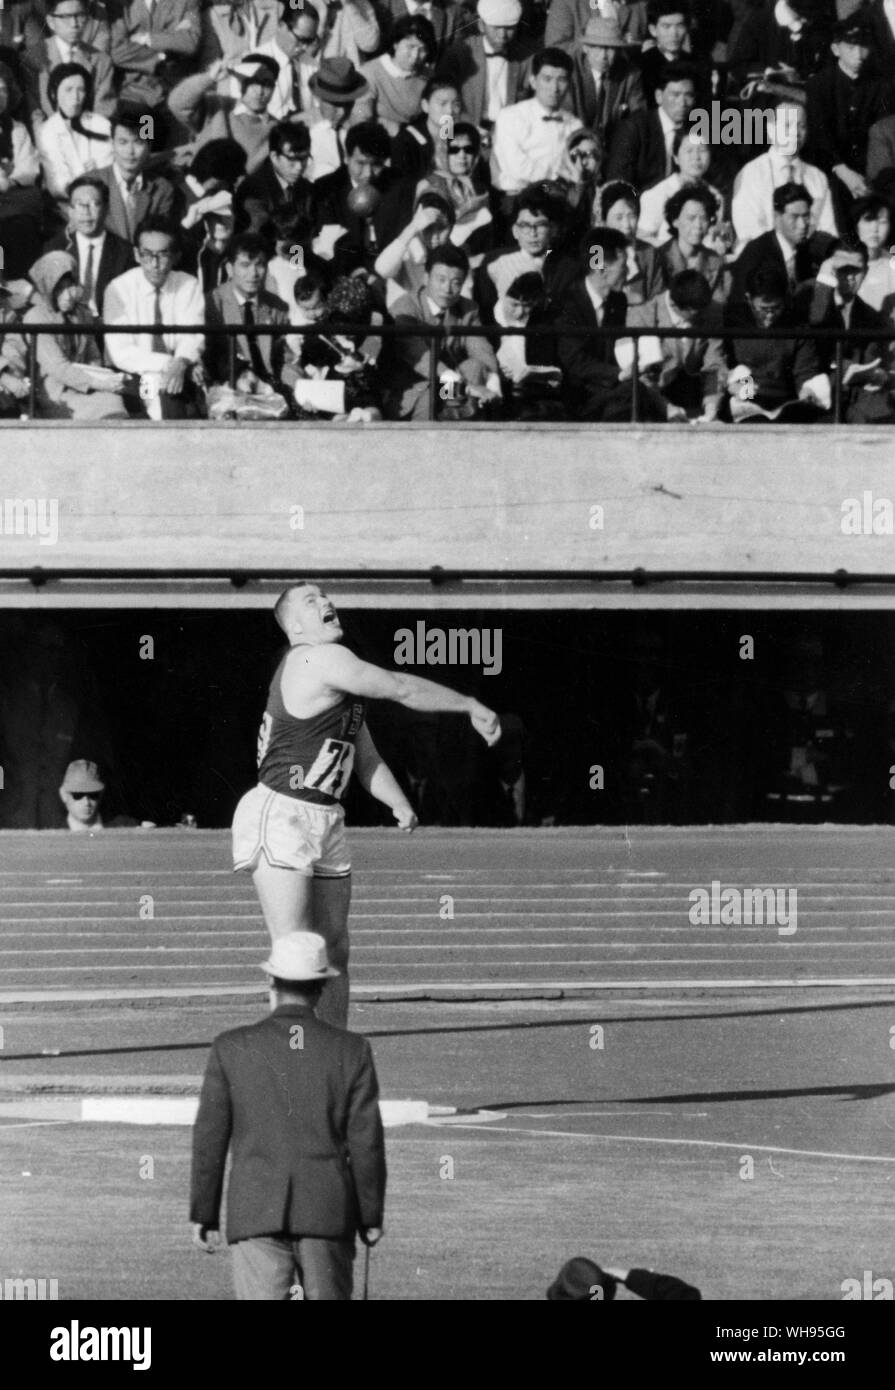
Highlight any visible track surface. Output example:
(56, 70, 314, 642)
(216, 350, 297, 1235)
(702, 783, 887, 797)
(2, 825, 895, 995)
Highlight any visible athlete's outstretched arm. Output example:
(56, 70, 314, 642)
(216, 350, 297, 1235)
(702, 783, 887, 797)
(354, 722, 418, 831)
(307, 646, 502, 746)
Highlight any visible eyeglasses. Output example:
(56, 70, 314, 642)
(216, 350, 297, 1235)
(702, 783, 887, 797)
(515, 220, 551, 232)
(277, 149, 309, 162)
(294, 34, 318, 44)
(70, 791, 100, 800)
(139, 250, 173, 263)
(570, 149, 598, 162)
(448, 143, 475, 154)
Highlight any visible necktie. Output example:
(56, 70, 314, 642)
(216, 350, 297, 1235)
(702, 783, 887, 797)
(779, 161, 793, 185)
(242, 300, 268, 378)
(82, 242, 95, 310)
(122, 182, 136, 241)
(151, 289, 166, 354)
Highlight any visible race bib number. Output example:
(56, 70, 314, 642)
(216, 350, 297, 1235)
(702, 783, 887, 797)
(304, 737, 354, 798)
(257, 712, 273, 767)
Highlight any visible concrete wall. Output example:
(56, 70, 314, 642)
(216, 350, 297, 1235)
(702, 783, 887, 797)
(1, 422, 894, 608)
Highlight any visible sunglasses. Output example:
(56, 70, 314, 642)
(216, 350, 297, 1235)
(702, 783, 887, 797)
(295, 34, 318, 44)
(448, 143, 475, 154)
(70, 791, 100, 800)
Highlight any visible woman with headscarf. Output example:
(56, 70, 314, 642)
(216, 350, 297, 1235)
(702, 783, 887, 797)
(36, 63, 112, 203)
(417, 121, 495, 265)
(0, 60, 42, 278)
(24, 251, 128, 419)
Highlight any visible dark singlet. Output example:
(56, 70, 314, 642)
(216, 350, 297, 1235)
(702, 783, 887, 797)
(257, 650, 366, 806)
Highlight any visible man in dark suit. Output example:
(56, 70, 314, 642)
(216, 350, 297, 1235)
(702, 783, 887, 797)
(435, 0, 534, 129)
(605, 62, 695, 192)
(566, 16, 644, 145)
(722, 260, 827, 422)
(555, 225, 665, 420)
(22, 0, 116, 126)
(204, 230, 299, 390)
(91, 107, 178, 243)
(804, 17, 893, 225)
(805, 239, 895, 423)
(312, 120, 416, 270)
(866, 112, 895, 185)
(861, 0, 895, 80)
(44, 174, 132, 316)
(190, 931, 386, 1301)
(233, 120, 314, 232)
(731, 181, 836, 308)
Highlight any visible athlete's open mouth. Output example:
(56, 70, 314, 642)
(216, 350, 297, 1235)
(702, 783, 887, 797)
(323, 612, 338, 625)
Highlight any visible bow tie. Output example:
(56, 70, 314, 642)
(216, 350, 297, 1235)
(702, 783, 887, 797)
(541, 114, 563, 122)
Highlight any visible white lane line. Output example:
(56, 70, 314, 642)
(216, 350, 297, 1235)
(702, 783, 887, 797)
(5, 910, 895, 925)
(0, 1120, 73, 1131)
(3, 925, 893, 939)
(4, 941, 895, 958)
(6, 961, 895, 976)
(435, 1123, 895, 1165)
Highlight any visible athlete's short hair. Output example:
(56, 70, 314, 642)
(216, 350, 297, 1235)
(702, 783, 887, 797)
(274, 582, 315, 634)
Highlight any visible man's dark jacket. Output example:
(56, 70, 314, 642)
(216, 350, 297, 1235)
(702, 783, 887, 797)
(190, 1003, 386, 1243)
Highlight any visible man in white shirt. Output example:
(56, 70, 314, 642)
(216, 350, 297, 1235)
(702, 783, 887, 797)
(435, 0, 533, 130)
(491, 46, 582, 194)
(103, 216, 205, 418)
(731, 101, 836, 252)
(255, 3, 321, 121)
(305, 57, 370, 180)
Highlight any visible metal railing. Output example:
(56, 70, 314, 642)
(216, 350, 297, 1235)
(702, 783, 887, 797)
(7, 319, 895, 424)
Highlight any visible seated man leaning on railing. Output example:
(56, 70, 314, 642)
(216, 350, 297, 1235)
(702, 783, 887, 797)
(24, 251, 128, 419)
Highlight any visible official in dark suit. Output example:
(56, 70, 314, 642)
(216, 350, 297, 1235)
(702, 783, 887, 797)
(44, 174, 132, 316)
(731, 181, 835, 308)
(204, 230, 299, 390)
(190, 931, 386, 1301)
(605, 62, 696, 192)
(566, 16, 644, 145)
(555, 225, 665, 420)
(434, 0, 534, 129)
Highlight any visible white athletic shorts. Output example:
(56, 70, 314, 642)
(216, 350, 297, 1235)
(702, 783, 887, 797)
(232, 785, 350, 878)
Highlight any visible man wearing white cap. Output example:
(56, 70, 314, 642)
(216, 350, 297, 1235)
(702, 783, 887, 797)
(435, 0, 534, 129)
(190, 931, 386, 1300)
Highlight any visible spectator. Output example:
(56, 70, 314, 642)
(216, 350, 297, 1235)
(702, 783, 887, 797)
(374, 189, 458, 302)
(866, 109, 895, 188)
(417, 121, 495, 261)
(566, 16, 645, 143)
(304, 0, 380, 69)
(435, 0, 533, 131)
(304, 57, 370, 181)
(657, 183, 729, 302)
(628, 267, 725, 419)
(850, 193, 895, 318)
(806, 239, 895, 423)
(804, 17, 890, 227)
(311, 119, 416, 269)
(727, 0, 832, 89)
(597, 180, 664, 307)
(192, 208, 234, 291)
(855, 0, 895, 80)
(476, 184, 574, 318)
(377, 0, 460, 65)
(286, 263, 329, 367)
(555, 225, 665, 420)
(176, 136, 246, 269)
(263, 206, 312, 300)
(90, 106, 177, 243)
(22, 0, 116, 127)
(390, 76, 461, 182)
(732, 179, 835, 304)
(638, 126, 724, 247)
(640, 0, 706, 105)
(204, 229, 299, 392)
(545, 0, 649, 49)
(233, 118, 313, 230)
(0, 274, 29, 417)
(189, 931, 386, 1302)
(0, 61, 42, 279)
(391, 241, 501, 419)
(357, 14, 435, 136)
(109, 0, 201, 120)
(492, 269, 563, 418)
(722, 260, 828, 422)
(43, 174, 132, 316)
(547, 1256, 701, 1300)
(58, 757, 137, 830)
(35, 62, 113, 204)
(491, 47, 582, 194)
(103, 215, 205, 419)
(293, 273, 386, 421)
(253, 2, 322, 121)
(564, 126, 603, 230)
(169, 51, 279, 174)
(195, 0, 280, 87)
(605, 61, 696, 192)
(731, 100, 836, 253)
(24, 249, 128, 417)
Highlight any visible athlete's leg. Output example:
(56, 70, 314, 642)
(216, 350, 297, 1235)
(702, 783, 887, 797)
(312, 874, 351, 1028)
(251, 858, 314, 941)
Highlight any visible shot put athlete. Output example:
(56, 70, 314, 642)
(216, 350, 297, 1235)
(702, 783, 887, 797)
(233, 582, 501, 1027)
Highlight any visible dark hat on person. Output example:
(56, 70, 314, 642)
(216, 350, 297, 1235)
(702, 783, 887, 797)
(309, 57, 369, 105)
(547, 1257, 617, 1301)
(831, 17, 870, 43)
(234, 53, 281, 86)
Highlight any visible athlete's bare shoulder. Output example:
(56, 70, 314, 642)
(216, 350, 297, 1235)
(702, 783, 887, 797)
(279, 642, 352, 716)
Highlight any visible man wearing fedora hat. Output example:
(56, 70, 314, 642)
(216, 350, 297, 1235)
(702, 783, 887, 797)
(304, 57, 370, 180)
(567, 16, 644, 142)
(547, 1255, 701, 1300)
(190, 930, 386, 1300)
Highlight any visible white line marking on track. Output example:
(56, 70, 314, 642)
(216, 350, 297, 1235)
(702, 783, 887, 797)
(437, 1123, 895, 1164)
(0, 1120, 73, 1131)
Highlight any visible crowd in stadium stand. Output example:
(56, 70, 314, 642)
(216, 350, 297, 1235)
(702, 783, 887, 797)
(0, 0, 894, 421)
